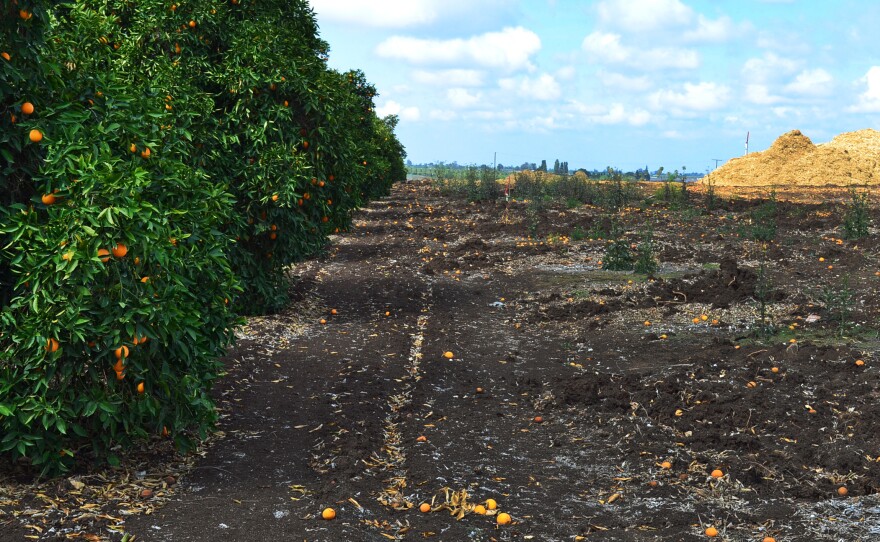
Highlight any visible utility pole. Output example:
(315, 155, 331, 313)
(745, 132, 750, 156)
(712, 159, 723, 170)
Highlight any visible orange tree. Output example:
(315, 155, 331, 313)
(1, 0, 405, 474)
(0, 1, 238, 473)
(171, 1, 406, 313)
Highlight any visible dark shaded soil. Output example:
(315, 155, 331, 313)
(3, 180, 880, 541)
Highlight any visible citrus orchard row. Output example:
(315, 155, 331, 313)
(0, 0, 405, 474)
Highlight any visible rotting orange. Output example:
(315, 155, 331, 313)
(419, 503, 430, 513)
(496, 512, 512, 525)
(838, 486, 848, 496)
(473, 504, 487, 515)
(660, 461, 672, 469)
(710, 469, 723, 478)
(321, 507, 336, 520)
(705, 526, 718, 537)
(443, 351, 454, 359)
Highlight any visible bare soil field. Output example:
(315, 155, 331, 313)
(2, 179, 880, 541)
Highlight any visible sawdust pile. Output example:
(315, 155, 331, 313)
(702, 129, 880, 187)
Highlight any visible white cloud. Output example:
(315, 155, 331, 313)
(376, 27, 541, 71)
(412, 69, 485, 87)
(582, 32, 699, 70)
(784, 68, 834, 96)
(683, 15, 747, 44)
(499, 73, 561, 101)
(597, 70, 652, 91)
(429, 109, 458, 121)
(745, 84, 784, 105)
(446, 88, 482, 108)
(849, 66, 880, 112)
(596, 0, 692, 33)
(741, 52, 800, 83)
(568, 100, 652, 126)
(649, 82, 732, 112)
(375, 100, 421, 121)
(310, 0, 438, 28)
(555, 66, 576, 81)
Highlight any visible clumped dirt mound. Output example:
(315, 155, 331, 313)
(648, 256, 784, 308)
(703, 128, 880, 187)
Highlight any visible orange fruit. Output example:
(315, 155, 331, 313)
(485, 498, 497, 510)
(710, 469, 723, 478)
(419, 503, 431, 513)
(141, 276, 150, 283)
(137, 382, 145, 394)
(21, 102, 34, 115)
(115, 345, 129, 359)
(771, 367, 779, 373)
(473, 504, 487, 515)
(443, 351, 454, 359)
(319, 318, 327, 325)
(1, 52, 10, 61)
(705, 526, 718, 537)
(533, 416, 543, 423)
(41, 193, 57, 205)
(111, 243, 128, 258)
(272, 194, 279, 201)
(162, 426, 169, 437)
(114, 359, 124, 372)
(98, 248, 111, 262)
(188, 20, 196, 28)
(331, 309, 338, 315)
(45, 338, 60, 353)
(763, 537, 776, 542)
(29, 129, 43, 143)
(746, 381, 757, 388)
(855, 359, 865, 367)
(61, 251, 73, 261)
(416, 435, 427, 442)
(19, 9, 32, 20)
(321, 507, 335, 520)
(660, 461, 672, 469)
(130, 143, 137, 153)
(837, 486, 848, 496)
(115, 370, 125, 380)
(140, 147, 151, 158)
(476, 387, 484, 393)
(496, 512, 512, 525)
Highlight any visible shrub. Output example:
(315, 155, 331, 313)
(841, 187, 870, 240)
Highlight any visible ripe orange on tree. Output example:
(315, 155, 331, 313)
(111, 243, 128, 258)
(21, 102, 34, 115)
(45, 338, 60, 353)
(29, 129, 43, 143)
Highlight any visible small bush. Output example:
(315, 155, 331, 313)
(633, 229, 658, 275)
(841, 187, 871, 240)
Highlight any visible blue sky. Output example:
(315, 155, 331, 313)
(310, 0, 880, 173)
